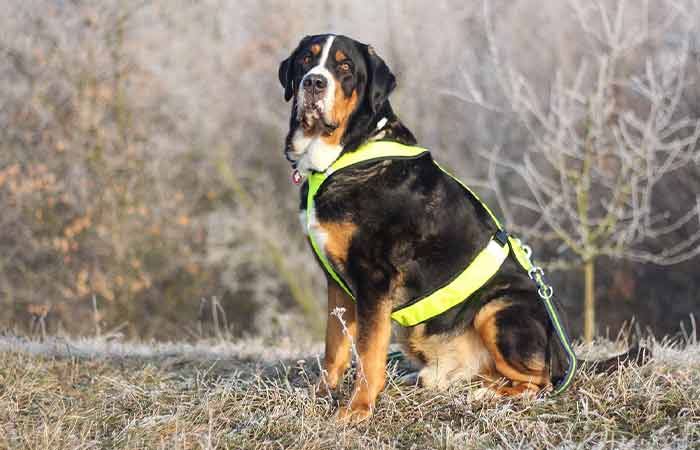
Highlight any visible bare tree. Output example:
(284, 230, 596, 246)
(461, 0, 700, 342)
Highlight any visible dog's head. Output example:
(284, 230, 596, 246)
(279, 34, 396, 173)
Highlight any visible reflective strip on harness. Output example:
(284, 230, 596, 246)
(307, 172, 353, 298)
(543, 294, 578, 395)
(325, 141, 430, 173)
(390, 237, 510, 327)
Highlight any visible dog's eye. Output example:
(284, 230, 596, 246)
(301, 54, 311, 65)
(338, 62, 351, 73)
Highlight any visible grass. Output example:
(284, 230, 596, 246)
(0, 335, 698, 449)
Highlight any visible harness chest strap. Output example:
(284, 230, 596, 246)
(306, 141, 577, 394)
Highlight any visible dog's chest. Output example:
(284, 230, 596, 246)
(302, 206, 329, 252)
(300, 199, 356, 273)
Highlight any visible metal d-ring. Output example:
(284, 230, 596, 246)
(528, 266, 544, 280)
(538, 284, 554, 299)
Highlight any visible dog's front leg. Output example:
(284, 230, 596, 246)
(319, 280, 357, 393)
(337, 300, 392, 422)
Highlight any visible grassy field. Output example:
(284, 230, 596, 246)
(0, 335, 698, 449)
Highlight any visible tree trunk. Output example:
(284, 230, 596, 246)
(584, 258, 595, 343)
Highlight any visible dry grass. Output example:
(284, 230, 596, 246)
(0, 335, 698, 449)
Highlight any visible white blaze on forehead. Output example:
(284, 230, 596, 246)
(296, 35, 336, 120)
(315, 35, 335, 69)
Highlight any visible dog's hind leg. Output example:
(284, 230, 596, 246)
(473, 299, 552, 395)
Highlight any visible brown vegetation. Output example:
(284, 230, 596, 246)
(1, 335, 698, 449)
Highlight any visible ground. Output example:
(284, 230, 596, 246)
(0, 335, 698, 449)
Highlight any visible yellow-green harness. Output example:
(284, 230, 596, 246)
(306, 140, 577, 394)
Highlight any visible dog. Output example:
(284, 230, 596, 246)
(278, 34, 647, 422)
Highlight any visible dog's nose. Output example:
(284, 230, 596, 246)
(302, 74, 327, 94)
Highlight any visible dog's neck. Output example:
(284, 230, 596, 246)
(290, 132, 343, 174)
(290, 119, 388, 174)
(289, 103, 417, 175)
(341, 103, 417, 155)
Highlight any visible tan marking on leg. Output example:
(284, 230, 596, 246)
(320, 281, 357, 393)
(524, 354, 546, 372)
(338, 301, 392, 422)
(319, 221, 357, 266)
(474, 299, 549, 386)
(472, 299, 511, 331)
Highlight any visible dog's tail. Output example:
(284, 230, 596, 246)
(579, 344, 652, 374)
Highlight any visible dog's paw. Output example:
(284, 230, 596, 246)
(471, 386, 498, 402)
(336, 404, 373, 423)
(315, 379, 337, 399)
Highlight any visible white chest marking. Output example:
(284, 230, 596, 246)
(307, 205, 328, 257)
(299, 210, 308, 235)
(292, 129, 342, 174)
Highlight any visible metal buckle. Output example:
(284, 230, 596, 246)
(538, 284, 554, 299)
(494, 230, 509, 246)
(528, 266, 544, 280)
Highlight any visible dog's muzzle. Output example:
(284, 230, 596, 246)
(302, 74, 328, 98)
(298, 72, 338, 133)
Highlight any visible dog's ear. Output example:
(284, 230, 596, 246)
(278, 35, 312, 102)
(360, 44, 396, 113)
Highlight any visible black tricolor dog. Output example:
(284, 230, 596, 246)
(278, 34, 648, 422)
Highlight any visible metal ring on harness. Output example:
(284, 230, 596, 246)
(538, 284, 554, 299)
(528, 266, 545, 280)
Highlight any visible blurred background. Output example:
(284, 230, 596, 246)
(1, 0, 698, 342)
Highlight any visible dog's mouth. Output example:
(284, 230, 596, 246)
(300, 100, 338, 135)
